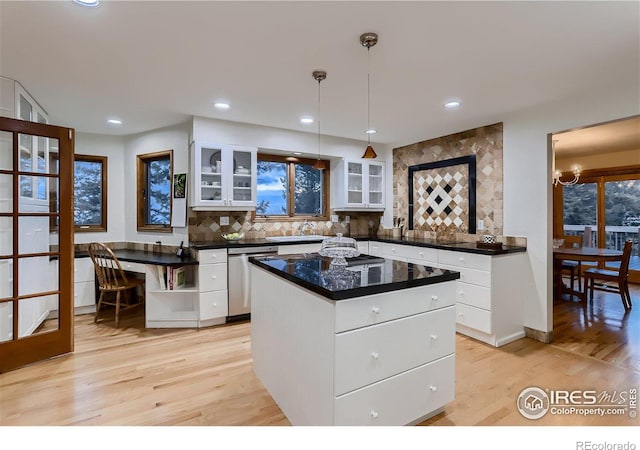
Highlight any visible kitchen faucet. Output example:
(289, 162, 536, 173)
(300, 220, 315, 236)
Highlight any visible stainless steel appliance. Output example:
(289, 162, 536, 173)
(227, 246, 279, 321)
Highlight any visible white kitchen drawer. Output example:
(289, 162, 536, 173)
(199, 290, 228, 320)
(438, 250, 491, 271)
(277, 243, 321, 255)
(119, 261, 146, 274)
(74, 257, 95, 283)
(196, 248, 228, 264)
(439, 264, 491, 288)
(334, 306, 455, 396)
(456, 302, 491, 334)
(368, 241, 383, 257)
(334, 281, 456, 332)
(334, 354, 455, 425)
(198, 263, 228, 292)
(403, 246, 438, 264)
(381, 243, 408, 261)
(74, 280, 96, 308)
(456, 282, 491, 310)
(357, 241, 369, 255)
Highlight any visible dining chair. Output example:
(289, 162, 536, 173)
(560, 235, 583, 300)
(582, 240, 633, 310)
(88, 242, 145, 327)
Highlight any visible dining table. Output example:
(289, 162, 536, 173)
(553, 246, 624, 302)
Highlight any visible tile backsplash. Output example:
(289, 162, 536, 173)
(188, 210, 383, 242)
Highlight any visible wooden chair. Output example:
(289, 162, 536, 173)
(583, 240, 633, 310)
(88, 243, 145, 327)
(560, 235, 583, 300)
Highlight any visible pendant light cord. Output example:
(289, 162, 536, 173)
(318, 77, 321, 160)
(367, 46, 371, 145)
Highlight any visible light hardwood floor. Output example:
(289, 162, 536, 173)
(1, 296, 638, 426)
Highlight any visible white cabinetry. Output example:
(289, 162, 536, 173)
(251, 264, 456, 425)
(379, 240, 526, 347)
(196, 248, 228, 326)
(145, 264, 199, 328)
(332, 160, 385, 211)
(74, 257, 96, 314)
(438, 250, 526, 347)
(190, 142, 257, 210)
(0, 77, 48, 123)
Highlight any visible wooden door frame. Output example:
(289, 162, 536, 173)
(0, 117, 74, 373)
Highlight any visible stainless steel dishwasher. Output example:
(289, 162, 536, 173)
(227, 246, 279, 321)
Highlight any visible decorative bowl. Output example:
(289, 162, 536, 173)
(222, 233, 244, 241)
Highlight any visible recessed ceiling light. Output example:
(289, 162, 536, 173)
(300, 117, 314, 124)
(214, 102, 230, 110)
(73, 0, 100, 7)
(107, 119, 122, 125)
(444, 100, 462, 109)
(366, 129, 377, 134)
(292, 152, 303, 156)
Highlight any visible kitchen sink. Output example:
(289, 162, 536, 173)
(266, 235, 328, 242)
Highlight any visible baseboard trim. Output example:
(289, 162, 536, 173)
(525, 326, 553, 343)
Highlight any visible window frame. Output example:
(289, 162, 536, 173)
(136, 150, 173, 233)
(73, 154, 108, 232)
(254, 154, 330, 221)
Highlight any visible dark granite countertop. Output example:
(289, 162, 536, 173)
(75, 249, 198, 266)
(249, 253, 460, 301)
(191, 235, 526, 256)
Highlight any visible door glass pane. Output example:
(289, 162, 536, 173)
(18, 295, 58, 338)
(18, 256, 50, 296)
(18, 176, 50, 211)
(0, 174, 13, 213)
(0, 217, 13, 257)
(368, 164, 383, 205)
(232, 150, 253, 202)
(18, 216, 49, 254)
(0, 131, 12, 170)
(605, 179, 640, 254)
(348, 162, 363, 204)
(294, 163, 322, 215)
(0, 260, 13, 301)
(257, 160, 288, 215)
(563, 182, 598, 247)
(19, 95, 32, 121)
(0, 300, 13, 342)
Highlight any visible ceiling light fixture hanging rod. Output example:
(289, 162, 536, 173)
(312, 70, 327, 170)
(360, 32, 378, 159)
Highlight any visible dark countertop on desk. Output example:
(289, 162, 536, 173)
(75, 249, 198, 266)
(191, 235, 526, 256)
(249, 253, 460, 301)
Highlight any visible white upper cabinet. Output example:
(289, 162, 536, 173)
(190, 142, 257, 210)
(332, 159, 385, 211)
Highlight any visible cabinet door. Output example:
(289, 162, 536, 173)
(365, 162, 384, 208)
(227, 145, 256, 208)
(194, 143, 226, 207)
(346, 161, 365, 207)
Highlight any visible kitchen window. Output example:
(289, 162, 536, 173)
(137, 150, 173, 232)
(255, 155, 329, 219)
(74, 154, 107, 232)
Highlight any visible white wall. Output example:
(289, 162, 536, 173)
(124, 122, 190, 246)
(503, 82, 640, 334)
(74, 132, 126, 244)
(192, 116, 394, 225)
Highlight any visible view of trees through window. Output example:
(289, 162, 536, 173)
(74, 159, 103, 227)
(146, 159, 171, 225)
(563, 178, 640, 252)
(256, 159, 323, 216)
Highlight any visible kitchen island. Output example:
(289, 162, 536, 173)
(249, 253, 460, 426)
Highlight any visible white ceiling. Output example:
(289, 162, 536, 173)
(1, 1, 638, 148)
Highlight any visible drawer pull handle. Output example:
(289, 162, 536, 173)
(458, 313, 464, 317)
(429, 385, 437, 392)
(459, 257, 464, 262)
(458, 291, 464, 296)
(430, 334, 438, 340)
(370, 410, 379, 419)
(371, 352, 380, 360)
(371, 307, 380, 314)
(418, 251, 424, 256)
(431, 295, 438, 301)
(211, 275, 217, 279)
(212, 303, 217, 307)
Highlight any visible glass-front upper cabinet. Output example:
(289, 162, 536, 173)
(333, 159, 385, 211)
(190, 142, 257, 210)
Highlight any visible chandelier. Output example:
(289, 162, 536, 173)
(552, 140, 581, 186)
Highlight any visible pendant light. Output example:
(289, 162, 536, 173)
(361, 32, 378, 159)
(312, 70, 327, 170)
